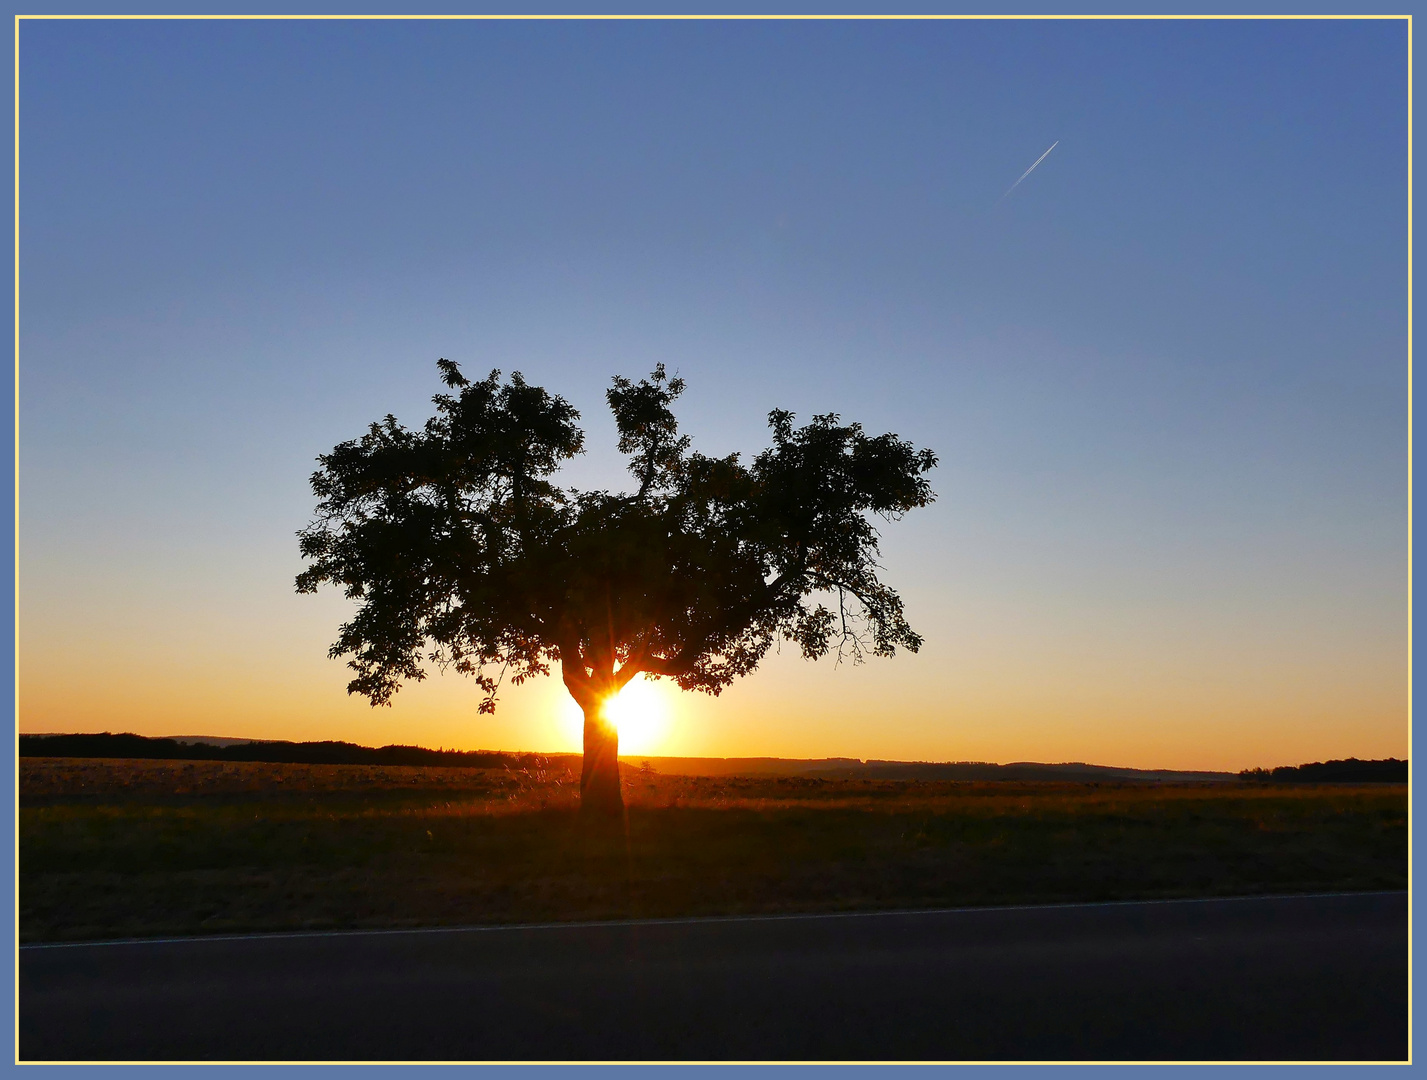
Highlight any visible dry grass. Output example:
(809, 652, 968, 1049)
(20, 757, 1408, 943)
(20, 756, 577, 801)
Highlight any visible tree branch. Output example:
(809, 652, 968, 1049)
(557, 625, 598, 709)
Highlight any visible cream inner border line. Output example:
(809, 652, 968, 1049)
(9, 9, 1413, 1067)
(1407, 11, 1415, 1070)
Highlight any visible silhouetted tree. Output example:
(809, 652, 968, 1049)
(297, 361, 937, 814)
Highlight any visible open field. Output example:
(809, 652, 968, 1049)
(20, 757, 1408, 943)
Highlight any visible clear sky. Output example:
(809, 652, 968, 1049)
(18, 18, 1408, 770)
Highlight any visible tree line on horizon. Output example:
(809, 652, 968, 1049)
(19, 733, 1407, 783)
(17, 732, 556, 771)
(1237, 758, 1407, 783)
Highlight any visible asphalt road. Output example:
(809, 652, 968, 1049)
(20, 891, 1407, 1061)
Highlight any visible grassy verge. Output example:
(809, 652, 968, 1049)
(20, 757, 1408, 942)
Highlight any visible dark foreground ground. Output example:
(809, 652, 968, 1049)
(20, 758, 1408, 941)
(20, 891, 1407, 1061)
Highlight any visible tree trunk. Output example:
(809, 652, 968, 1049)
(580, 700, 624, 816)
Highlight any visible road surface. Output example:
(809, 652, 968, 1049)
(20, 891, 1408, 1061)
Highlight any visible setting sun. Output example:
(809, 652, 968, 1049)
(603, 677, 674, 755)
(559, 676, 673, 756)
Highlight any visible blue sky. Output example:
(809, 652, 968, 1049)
(18, 18, 1408, 768)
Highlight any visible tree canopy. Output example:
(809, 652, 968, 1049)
(297, 360, 937, 811)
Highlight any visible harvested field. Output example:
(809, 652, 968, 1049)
(19, 757, 1408, 943)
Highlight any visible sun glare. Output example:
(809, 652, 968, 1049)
(558, 676, 672, 756)
(602, 678, 671, 755)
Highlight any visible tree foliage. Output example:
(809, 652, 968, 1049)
(297, 361, 938, 721)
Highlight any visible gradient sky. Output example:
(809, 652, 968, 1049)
(18, 18, 1408, 770)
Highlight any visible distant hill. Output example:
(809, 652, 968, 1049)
(630, 756, 1235, 782)
(19, 732, 565, 771)
(22, 736, 1224, 781)
(1239, 758, 1408, 783)
(21, 734, 1403, 784)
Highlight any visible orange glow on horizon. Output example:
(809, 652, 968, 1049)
(17, 597, 1408, 771)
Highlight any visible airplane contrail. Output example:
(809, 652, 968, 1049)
(996, 140, 1059, 204)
